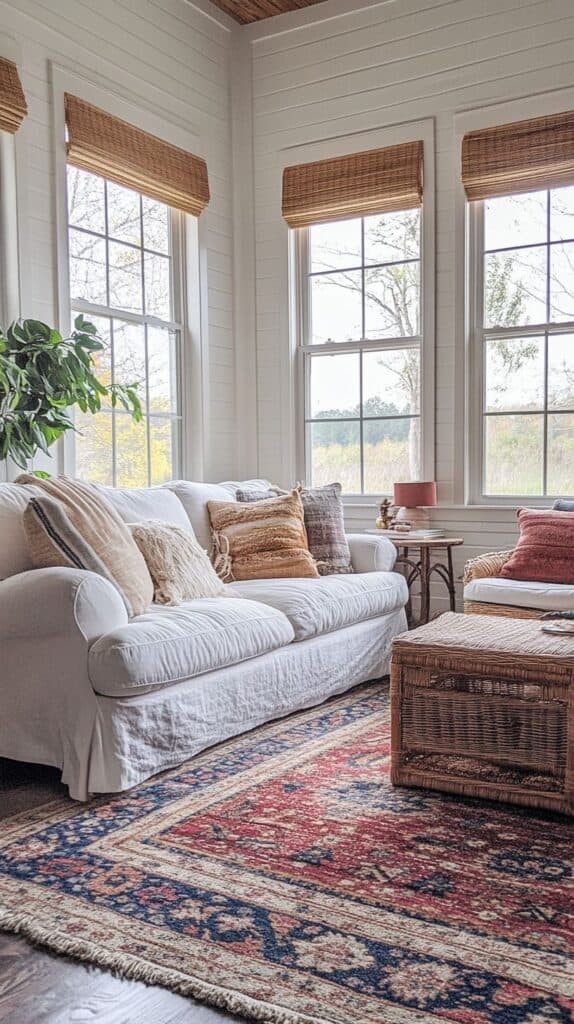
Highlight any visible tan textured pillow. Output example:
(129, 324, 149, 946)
(129, 520, 228, 605)
(207, 489, 319, 582)
(17, 474, 153, 616)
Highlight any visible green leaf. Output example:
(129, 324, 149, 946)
(0, 316, 143, 465)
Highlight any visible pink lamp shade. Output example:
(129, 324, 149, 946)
(393, 481, 437, 507)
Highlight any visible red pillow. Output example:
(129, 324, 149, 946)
(501, 508, 574, 584)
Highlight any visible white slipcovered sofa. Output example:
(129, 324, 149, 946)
(0, 478, 408, 800)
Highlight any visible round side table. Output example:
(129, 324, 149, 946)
(368, 533, 464, 627)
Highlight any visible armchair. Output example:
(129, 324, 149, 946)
(463, 548, 574, 618)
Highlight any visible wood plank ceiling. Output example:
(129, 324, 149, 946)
(208, 0, 328, 24)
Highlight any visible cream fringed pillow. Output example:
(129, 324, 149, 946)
(18, 474, 153, 616)
(207, 490, 319, 582)
(129, 520, 227, 605)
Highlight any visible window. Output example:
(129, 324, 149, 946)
(298, 209, 422, 494)
(67, 166, 183, 487)
(472, 186, 574, 498)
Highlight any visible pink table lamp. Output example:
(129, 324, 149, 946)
(393, 481, 437, 529)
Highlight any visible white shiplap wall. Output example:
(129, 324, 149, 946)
(0, 0, 236, 481)
(247, 0, 574, 608)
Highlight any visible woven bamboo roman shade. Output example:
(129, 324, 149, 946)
(65, 95, 210, 217)
(282, 141, 423, 228)
(0, 57, 27, 133)
(462, 110, 574, 201)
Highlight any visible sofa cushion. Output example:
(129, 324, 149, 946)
(162, 481, 236, 550)
(0, 482, 43, 579)
(219, 479, 276, 498)
(229, 571, 408, 641)
(464, 576, 574, 612)
(95, 485, 192, 533)
(89, 596, 295, 697)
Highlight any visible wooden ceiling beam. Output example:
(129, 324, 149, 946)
(207, 0, 328, 25)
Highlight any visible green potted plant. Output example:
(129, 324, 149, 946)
(0, 315, 142, 473)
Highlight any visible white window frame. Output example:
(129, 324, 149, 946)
(67, 168, 186, 486)
(457, 86, 574, 507)
(285, 120, 435, 502)
(295, 220, 423, 496)
(51, 64, 208, 480)
(468, 195, 574, 504)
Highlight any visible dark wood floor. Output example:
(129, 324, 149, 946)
(0, 759, 241, 1024)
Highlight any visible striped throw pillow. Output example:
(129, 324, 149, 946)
(19, 475, 153, 616)
(207, 490, 318, 582)
(299, 483, 353, 576)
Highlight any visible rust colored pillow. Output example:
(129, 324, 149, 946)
(207, 490, 319, 582)
(500, 508, 574, 584)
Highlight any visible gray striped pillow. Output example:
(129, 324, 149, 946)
(299, 483, 352, 576)
(23, 495, 142, 616)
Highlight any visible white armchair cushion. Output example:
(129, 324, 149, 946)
(464, 576, 574, 612)
(346, 533, 397, 573)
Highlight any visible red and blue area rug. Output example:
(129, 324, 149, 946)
(0, 682, 572, 1023)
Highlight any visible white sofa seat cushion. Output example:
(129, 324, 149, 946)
(229, 571, 408, 641)
(89, 597, 295, 697)
(464, 576, 574, 611)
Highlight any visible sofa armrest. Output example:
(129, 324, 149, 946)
(0, 566, 128, 642)
(463, 549, 514, 585)
(0, 568, 129, 801)
(346, 533, 397, 573)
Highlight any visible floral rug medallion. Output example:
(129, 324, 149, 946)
(0, 683, 573, 1023)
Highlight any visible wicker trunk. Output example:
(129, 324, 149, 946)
(390, 613, 573, 814)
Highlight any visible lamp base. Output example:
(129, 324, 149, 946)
(394, 506, 431, 530)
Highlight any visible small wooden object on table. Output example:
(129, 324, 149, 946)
(390, 612, 573, 815)
(369, 532, 463, 626)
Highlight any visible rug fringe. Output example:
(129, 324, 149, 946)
(0, 907, 327, 1024)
